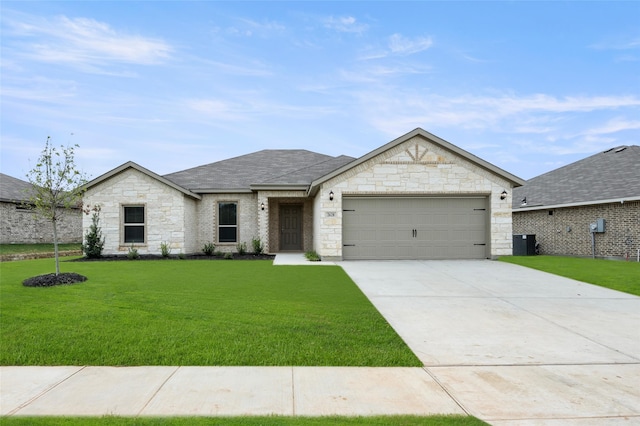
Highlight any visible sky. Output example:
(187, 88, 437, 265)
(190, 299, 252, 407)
(1, 1, 639, 182)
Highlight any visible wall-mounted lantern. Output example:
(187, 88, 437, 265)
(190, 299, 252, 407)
(260, 202, 265, 211)
(329, 190, 334, 201)
(500, 190, 508, 200)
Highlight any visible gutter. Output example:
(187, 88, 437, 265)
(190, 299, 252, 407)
(513, 196, 640, 212)
(249, 184, 310, 192)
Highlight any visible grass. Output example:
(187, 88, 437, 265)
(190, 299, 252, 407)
(0, 243, 82, 255)
(500, 255, 640, 296)
(0, 416, 487, 425)
(0, 258, 421, 366)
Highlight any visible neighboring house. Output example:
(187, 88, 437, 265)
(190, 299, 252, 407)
(82, 128, 524, 260)
(0, 173, 82, 244)
(513, 145, 640, 259)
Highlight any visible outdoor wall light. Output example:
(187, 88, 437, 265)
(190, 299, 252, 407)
(329, 190, 334, 201)
(500, 190, 508, 200)
(260, 202, 265, 211)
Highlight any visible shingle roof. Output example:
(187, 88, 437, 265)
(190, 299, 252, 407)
(0, 173, 34, 203)
(164, 150, 356, 191)
(513, 145, 640, 209)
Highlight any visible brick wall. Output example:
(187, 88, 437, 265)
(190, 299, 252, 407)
(255, 190, 311, 253)
(196, 193, 259, 254)
(513, 201, 639, 259)
(0, 202, 82, 244)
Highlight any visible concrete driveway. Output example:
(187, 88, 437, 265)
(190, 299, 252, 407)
(339, 260, 640, 425)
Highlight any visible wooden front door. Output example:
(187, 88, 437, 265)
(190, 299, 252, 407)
(280, 204, 303, 251)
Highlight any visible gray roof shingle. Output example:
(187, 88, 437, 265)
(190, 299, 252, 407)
(0, 173, 34, 203)
(164, 150, 356, 191)
(513, 145, 640, 209)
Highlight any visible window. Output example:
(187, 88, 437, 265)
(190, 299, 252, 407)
(218, 202, 237, 243)
(123, 205, 145, 243)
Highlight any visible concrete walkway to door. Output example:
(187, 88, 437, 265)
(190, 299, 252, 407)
(339, 260, 640, 425)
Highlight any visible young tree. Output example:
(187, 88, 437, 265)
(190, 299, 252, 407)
(26, 136, 87, 275)
(82, 204, 105, 259)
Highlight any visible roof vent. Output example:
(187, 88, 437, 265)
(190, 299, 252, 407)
(603, 148, 614, 153)
(615, 146, 627, 153)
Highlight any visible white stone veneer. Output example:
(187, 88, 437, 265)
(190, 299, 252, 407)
(83, 168, 195, 255)
(314, 137, 515, 259)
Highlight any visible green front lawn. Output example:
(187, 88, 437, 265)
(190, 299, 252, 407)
(500, 255, 640, 296)
(0, 258, 420, 366)
(0, 243, 82, 255)
(1, 416, 487, 425)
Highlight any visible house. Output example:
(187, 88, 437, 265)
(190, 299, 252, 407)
(0, 173, 82, 244)
(82, 128, 524, 260)
(512, 145, 640, 259)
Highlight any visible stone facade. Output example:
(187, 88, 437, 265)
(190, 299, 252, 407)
(0, 201, 82, 244)
(314, 137, 515, 260)
(83, 168, 196, 255)
(513, 201, 639, 259)
(82, 130, 521, 259)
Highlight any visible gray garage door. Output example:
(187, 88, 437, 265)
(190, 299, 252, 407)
(342, 197, 488, 260)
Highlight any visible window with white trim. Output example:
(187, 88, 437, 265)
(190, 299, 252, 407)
(123, 205, 145, 243)
(218, 202, 237, 243)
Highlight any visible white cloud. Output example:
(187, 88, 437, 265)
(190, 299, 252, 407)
(388, 33, 433, 56)
(590, 37, 640, 50)
(323, 16, 368, 34)
(581, 117, 640, 136)
(236, 18, 286, 36)
(358, 33, 433, 60)
(349, 89, 640, 146)
(4, 12, 173, 71)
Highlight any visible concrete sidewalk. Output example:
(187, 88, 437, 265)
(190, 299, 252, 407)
(1, 366, 464, 417)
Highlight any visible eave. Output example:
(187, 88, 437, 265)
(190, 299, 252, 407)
(513, 195, 640, 212)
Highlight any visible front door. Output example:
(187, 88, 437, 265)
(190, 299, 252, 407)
(280, 204, 303, 251)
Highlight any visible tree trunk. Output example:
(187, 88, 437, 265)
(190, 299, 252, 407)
(53, 219, 60, 276)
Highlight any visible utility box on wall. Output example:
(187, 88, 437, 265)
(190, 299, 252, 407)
(590, 218, 606, 233)
(513, 234, 536, 256)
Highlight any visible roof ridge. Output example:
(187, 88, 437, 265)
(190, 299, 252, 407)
(163, 148, 327, 177)
(260, 154, 354, 182)
(528, 144, 640, 183)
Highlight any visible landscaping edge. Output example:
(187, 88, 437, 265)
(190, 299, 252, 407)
(0, 251, 82, 262)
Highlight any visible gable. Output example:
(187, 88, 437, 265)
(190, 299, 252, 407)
(324, 136, 517, 194)
(310, 128, 524, 194)
(383, 143, 450, 165)
(84, 162, 200, 200)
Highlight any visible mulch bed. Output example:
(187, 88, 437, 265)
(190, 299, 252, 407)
(23, 272, 88, 287)
(71, 253, 275, 262)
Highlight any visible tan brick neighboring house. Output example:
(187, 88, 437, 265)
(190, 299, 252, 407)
(513, 145, 640, 259)
(82, 128, 524, 260)
(0, 173, 82, 244)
